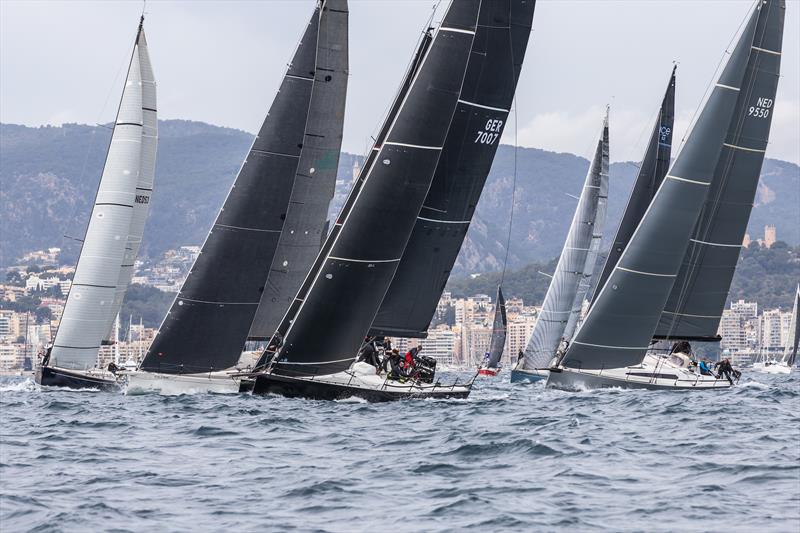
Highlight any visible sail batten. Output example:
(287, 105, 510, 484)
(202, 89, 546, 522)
(140, 1, 348, 373)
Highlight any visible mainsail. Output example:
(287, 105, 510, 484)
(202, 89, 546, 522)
(260, 0, 481, 378)
(520, 113, 608, 370)
(49, 21, 149, 370)
(592, 67, 675, 302)
(105, 24, 158, 341)
(485, 286, 507, 369)
(561, 0, 784, 370)
(140, 0, 348, 374)
(654, 0, 784, 341)
(781, 285, 799, 367)
(368, 0, 536, 339)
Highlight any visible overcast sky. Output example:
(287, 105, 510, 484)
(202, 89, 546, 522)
(1, 0, 798, 163)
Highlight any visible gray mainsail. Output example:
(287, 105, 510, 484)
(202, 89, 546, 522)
(520, 113, 608, 370)
(485, 286, 507, 369)
(261, 0, 481, 378)
(50, 21, 147, 370)
(562, 111, 609, 342)
(140, 1, 348, 374)
(592, 67, 675, 303)
(368, 0, 536, 339)
(561, 0, 782, 370)
(654, 0, 784, 341)
(781, 285, 799, 367)
(105, 24, 158, 341)
(247, 1, 348, 340)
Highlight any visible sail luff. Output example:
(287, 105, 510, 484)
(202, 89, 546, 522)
(782, 285, 799, 366)
(592, 68, 675, 304)
(520, 114, 608, 370)
(486, 286, 507, 368)
(368, 0, 536, 339)
(141, 1, 347, 374)
(654, 0, 785, 341)
(561, 2, 774, 371)
(50, 27, 144, 370)
(105, 23, 158, 341)
(265, 0, 481, 378)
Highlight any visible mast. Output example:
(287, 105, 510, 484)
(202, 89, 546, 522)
(520, 114, 608, 371)
(48, 19, 146, 371)
(368, 0, 537, 339)
(561, 0, 783, 371)
(140, 0, 348, 374)
(485, 286, 508, 369)
(259, 0, 481, 378)
(592, 67, 675, 303)
(654, 0, 785, 342)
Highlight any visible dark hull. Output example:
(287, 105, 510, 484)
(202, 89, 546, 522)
(35, 365, 119, 391)
(251, 373, 471, 403)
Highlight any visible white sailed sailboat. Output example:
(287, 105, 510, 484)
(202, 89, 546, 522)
(753, 285, 799, 374)
(547, 0, 785, 391)
(36, 17, 157, 390)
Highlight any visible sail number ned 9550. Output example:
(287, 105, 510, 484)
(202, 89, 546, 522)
(748, 97, 773, 119)
(475, 119, 504, 145)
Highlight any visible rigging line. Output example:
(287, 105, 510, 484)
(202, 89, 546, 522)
(500, 9, 518, 288)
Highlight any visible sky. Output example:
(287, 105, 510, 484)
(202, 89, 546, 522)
(1, 0, 798, 164)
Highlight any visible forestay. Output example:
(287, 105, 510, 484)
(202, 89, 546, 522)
(654, 0, 785, 341)
(520, 114, 608, 370)
(50, 23, 147, 370)
(368, 0, 536, 339)
(562, 1, 779, 370)
(141, 1, 348, 374)
(262, 0, 481, 378)
(593, 67, 675, 303)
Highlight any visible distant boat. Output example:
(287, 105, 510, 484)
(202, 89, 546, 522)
(479, 286, 507, 377)
(511, 110, 609, 383)
(248, 0, 536, 402)
(753, 285, 799, 374)
(548, 0, 785, 391)
(36, 17, 157, 391)
(126, 0, 348, 395)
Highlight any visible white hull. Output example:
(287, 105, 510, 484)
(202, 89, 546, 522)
(547, 354, 733, 391)
(123, 369, 242, 395)
(752, 362, 792, 375)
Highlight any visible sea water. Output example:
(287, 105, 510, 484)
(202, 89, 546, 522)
(1, 372, 798, 532)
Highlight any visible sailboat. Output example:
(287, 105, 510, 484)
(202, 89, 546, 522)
(36, 17, 157, 391)
(248, 0, 535, 402)
(126, 0, 348, 395)
(479, 287, 507, 376)
(753, 285, 799, 374)
(547, 0, 785, 391)
(510, 111, 609, 383)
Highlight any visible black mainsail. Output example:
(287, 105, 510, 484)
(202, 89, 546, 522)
(368, 0, 536, 339)
(140, 1, 348, 374)
(654, 1, 784, 342)
(561, 0, 784, 371)
(485, 286, 507, 369)
(592, 67, 675, 303)
(258, 0, 481, 378)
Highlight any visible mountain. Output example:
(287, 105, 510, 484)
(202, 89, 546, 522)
(2, 120, 798, 274)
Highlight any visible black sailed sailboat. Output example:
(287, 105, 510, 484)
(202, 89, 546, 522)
(368, 0, 536, 339)
(250, 0, 482, 402)
(549, 0, 785, 391)
(592, 67, 676, 304)
(129, 1, 348, 394)
(479, 286, 507, 376)
(37, 18, 155, 391)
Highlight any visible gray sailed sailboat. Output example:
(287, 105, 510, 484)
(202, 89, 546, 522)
(37, 17, 156, 391)
(511, 111, 609, 383)
(127, 0, 348, 394)
(479, 286, 508, 376)
(250, 0, 529, 401)
(548, 0, 785, 391)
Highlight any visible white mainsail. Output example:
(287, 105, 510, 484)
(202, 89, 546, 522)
(106, 25, 158, 340)
(49, 23, 149, 371)
(780, 286, 799, 366)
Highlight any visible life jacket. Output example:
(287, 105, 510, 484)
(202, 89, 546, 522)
(404, 352, 414, 368)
